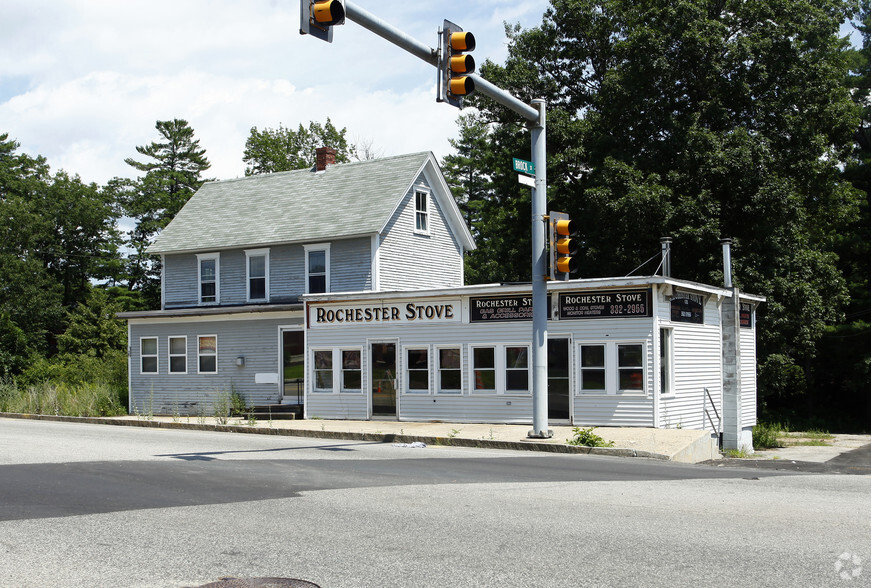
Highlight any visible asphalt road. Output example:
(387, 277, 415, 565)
(1, 418, 870, 587)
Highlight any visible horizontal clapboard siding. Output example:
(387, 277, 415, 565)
(659, 296, 723, 432)
(740, 320, 758, 427)
(128, 313, 303, 414)
(379, 174, 463, 290)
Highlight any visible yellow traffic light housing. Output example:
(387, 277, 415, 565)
(549, 212, 579, 280)
(300, 0, 345, 43)
(439, 20, 476, 108)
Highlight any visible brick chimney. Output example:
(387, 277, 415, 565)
(315, 146, 337, 171)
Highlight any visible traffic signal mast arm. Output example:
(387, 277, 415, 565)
(341, 1, 538, 121)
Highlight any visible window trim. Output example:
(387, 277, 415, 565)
(140, 337, 158, 375)
(303, 243, 331, 294)
(312, 348, 334, 393)
(404, 345, 431, 395)
(168, 335, 187, 374)
(579, 343, 606, 394)
(340, 348, 363, 393)
(576, 341, 647, 396)
(197, 334, 218, 374)
(413, 189, 430, 235)
(196, 252, 220, 305)
(435, 345, 463, 395)
(659, 328, 674, 397)
(470, 343, 531, 396)
(245, 248, 270, 303)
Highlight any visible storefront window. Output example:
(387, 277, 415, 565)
(341, 349, 362, 391)
(472, 347, 496, 392)
(406, 348, 429, 393)
(505, 346, 529, 391)
(580, 345, 605, 392)
(618, 344, 644, 391)
(313, 350, 333, 391)
(438, 347, 461, 394)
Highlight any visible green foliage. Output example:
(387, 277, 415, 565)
(0, 380, 125, 417)
(454, 0, 861, 411)
(122, 119, 211, 307)
(57, 288, 127, 358)
(243, 119, 352, 175)
(567, 426, 615, 448)
(230, 389, 247, 416)
(753, 422, 786, 449)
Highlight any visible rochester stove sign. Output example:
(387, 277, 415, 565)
(309, 300, 461, 327)
(558, 289, 652, 319)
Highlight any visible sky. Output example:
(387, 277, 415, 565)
(0, 0, 550, 185)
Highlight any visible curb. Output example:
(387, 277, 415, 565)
(0, 412, 671, 461)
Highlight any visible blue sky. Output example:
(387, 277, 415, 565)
(0, 0, 550, 184)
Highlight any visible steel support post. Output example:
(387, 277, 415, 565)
(528, 99, 551, 438)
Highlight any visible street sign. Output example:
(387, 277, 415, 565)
(512, 157, 535, 175)
(518, 174, 535, 187)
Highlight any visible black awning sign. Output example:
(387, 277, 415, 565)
(558, 289, 652, 320)
(470, 295, 551, 322)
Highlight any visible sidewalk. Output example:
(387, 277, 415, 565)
(1, 412, 721, 463)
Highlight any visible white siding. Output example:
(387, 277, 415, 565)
(379, 173, 463, 290)
(659, 294, 723, 432)
(740, 313, 758, 428)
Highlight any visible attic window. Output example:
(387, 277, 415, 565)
(414, 190, 429, 234)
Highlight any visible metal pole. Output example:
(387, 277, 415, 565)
(345, 1, 438, 65)
(529, 99, 551, 438)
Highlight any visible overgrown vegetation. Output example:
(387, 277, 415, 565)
(567, 426, 615, 448)
(0, 379, 125, 417)
(753, 422, 786, 450)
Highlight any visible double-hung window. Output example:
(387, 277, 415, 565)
(304, 244, 330, 294)
(578, 342, 646, 395)
(140, 337, 158, 374)
(471, 344, 530, 395)
(313, 350, 333, 392)
(168, 336, 187, 374)
(437, 347, 462, 394)
(406, 347, 430, 393)
(197, 253, 219, 305)
(341, 350, 362, 392)
(245, 249, 269, 302)
(198, 335, 217, 374)
(414, 190, 429, 234)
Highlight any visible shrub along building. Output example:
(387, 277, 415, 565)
(121, 148, 763, 449)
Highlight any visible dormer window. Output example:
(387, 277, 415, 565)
(245, 248, 269, 302)
(197, 253, 220, 305)
(414, 190, 429, 234)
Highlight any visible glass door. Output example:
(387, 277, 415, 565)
(370, 342, 397, 417)
(282, 330, 305, 404)
(548, 337, 571, 421)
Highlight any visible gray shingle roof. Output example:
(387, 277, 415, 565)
(149, 151, 433, 254)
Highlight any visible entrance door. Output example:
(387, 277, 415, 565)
(370, 342, 397, 417)
(282, 330, 305, 404)
(548, 337, 571, 421)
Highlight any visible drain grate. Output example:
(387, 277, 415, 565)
(193, 578, 321, 588)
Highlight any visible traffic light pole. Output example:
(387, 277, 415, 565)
(326, 1, 551, 437)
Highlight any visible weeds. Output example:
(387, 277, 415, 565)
(567, 426, 614, 448)
(753, 422, 785, 449)
(0, 380, 125, 417)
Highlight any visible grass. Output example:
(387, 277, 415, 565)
(567, 426, 615, 448)
(724, 447, 752, 459)
(0, 380, 126, 417)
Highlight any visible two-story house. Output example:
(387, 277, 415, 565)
(120, 149, 475, 415)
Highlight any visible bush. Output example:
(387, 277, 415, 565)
(567, 426, 615, 448)
(753, 422, 785, 449)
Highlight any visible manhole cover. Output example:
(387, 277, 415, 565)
(194, 578, 320, 588)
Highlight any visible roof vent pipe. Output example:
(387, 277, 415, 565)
(721, 237, 733, 288)
(660, 237, 672, 278)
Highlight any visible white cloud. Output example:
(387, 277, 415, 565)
(0, 0, 549, 184)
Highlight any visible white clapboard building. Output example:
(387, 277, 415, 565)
(121, 148, 762, 448)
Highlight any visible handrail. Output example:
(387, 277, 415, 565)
(704, 387, 721, 436)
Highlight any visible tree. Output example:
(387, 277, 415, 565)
(454, 0, 860, 412)
(242, 119, 352, 175)
(57, 288, 127, 359)
(123, 119, 211, 307)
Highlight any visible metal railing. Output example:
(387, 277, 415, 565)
(704, 387, 722, 446)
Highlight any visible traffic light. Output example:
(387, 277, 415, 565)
(300, 0, 345, 43)
(549, 212, 579, 280)
(438, 19, 476, 108)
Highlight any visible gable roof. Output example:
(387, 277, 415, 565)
(148, 151, 475, 255)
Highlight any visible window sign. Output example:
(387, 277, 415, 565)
(740, 303, 753, 329)
(670, 292, 704, 324)
(198, 335, 217, 373)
